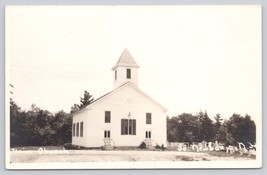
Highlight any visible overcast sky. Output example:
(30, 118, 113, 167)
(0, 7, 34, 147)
(6, 5, 261, 121)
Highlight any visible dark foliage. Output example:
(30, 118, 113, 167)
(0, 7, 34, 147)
(139, 142, 147, 149)
(10, 90, 94, 147)
(10, 96, 256, 148)
(10, 101, 72, 147)
(70, 91, 94, 113)
(167, 111, 256, 146)
(167, 113, 200, 144)
(226, 114, 256, 147)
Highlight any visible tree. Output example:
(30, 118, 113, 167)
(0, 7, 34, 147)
(197, 111, 214, 142)
(213, 113, 223, 142)
(70, 104, 80, 114)
(167, 116, 180, 142)
(80, 91, 94, 108)
(243, 114, 256, 144)
(226, 113, 256, 147)
(167, 113, 200, 144)
(10, 101, 73, 147)
(216, 121, 235, 146)
(214, 113, 223, 130)
(50, 110, 72, 145)
(167, 111, 257, 147)
(70, 91, 94, 113)
(36, 109, 54, 145)
(10, 99, 22, 146)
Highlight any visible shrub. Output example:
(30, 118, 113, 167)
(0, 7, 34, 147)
(139, 142, 147, 149)
(156, 144, 167, 151)
(63, 143, 79, 150)
(155, 144, 161, 149)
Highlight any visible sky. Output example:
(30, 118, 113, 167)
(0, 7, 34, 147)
(6, 5, 261, 121)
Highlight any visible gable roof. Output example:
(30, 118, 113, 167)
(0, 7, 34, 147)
(72, 82, 167, 115)
(112, 48, 140, 70)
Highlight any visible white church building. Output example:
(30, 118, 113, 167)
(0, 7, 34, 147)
(72, 49, 167, 149)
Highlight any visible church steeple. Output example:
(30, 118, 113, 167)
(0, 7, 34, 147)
(112, 49, 140, 89)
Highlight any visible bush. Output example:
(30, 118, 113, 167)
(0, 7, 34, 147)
(63, 143, 79, 150)
(156, 144, 167, 151)
(155, 144, 161, 149)
(139, 142, 147, 149)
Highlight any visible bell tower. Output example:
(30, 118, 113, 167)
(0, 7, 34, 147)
(112, 48, 140, 89)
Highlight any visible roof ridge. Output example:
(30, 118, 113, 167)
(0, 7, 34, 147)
(73, 82, 167, 116)
(72, 82, 131, 114)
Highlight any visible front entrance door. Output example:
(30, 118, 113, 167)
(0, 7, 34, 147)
(103, 130, 114, 150)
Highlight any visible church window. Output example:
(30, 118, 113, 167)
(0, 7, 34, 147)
(73, 123, 75, 137)
(127, 69, 131, 79)
(104, 130, 111, 138)
(105, 111, 111, 123)
(145, 131, 151, 138)
(76, 122, 79, 137)
(115, 70, 117, 80)
(121, 119, 136, 135)
(146, 113, 152, 124)
(80, 122, 83, 137)
(121, 119, 128, 135)
(129, 119, 133, 135)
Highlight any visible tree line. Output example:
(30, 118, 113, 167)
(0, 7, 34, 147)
(10, 91, 256, 147)
(10, 91, 94, 147)
(167, 111, 256, 147)
(10, 101, 72, 146)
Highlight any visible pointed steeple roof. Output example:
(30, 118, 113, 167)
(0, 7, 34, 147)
(112, 48, 140, 70)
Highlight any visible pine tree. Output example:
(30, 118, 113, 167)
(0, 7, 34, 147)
(80, 91, 94, 108)
(70, 91, 94, 113)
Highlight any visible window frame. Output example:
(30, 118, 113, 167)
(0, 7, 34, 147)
(121, 119, 128, 135)
(76, 122, 79, 137)
(105, 111, 111, 123)
(121, 119, 136, 135)
(126, 68, 131, 79)
(80, 122, 83, 137)
(104, 130, 111, 138)
(146, 113, 152, 124)
(73, 123, 75, 137)
(145, 131, 151, 138)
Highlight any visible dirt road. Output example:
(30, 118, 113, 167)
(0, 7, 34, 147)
(9, 149, 255, 163)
